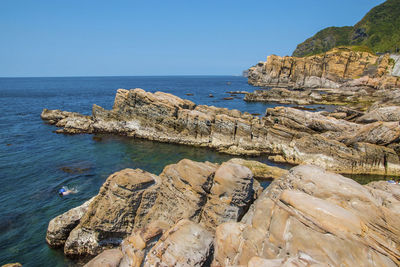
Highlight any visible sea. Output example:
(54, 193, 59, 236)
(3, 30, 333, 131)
(0, 76, 387, 266)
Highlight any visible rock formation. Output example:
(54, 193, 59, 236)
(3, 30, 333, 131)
(47, 159, 261, 259)
(247, 47, 400, 89)
(212, 165, 400, 266)
(143, 219, 213, 267)
(46, 197, 94, 248)
(42, 88, 400, 175)
(50, 161, 400, 266)
(228, 158, 288, 180)
(84, 248, 123, 267)
(1, 264, 22, 267)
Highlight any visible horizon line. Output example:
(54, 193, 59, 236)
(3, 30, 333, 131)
(0, 74, 245, 79)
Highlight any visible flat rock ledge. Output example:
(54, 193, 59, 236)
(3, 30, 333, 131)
(46, 159, 261, 260)
(42, 88, 400, 176)
(48, 161, 400, 266)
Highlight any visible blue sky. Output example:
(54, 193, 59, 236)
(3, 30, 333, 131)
(0, 0, 385, 77)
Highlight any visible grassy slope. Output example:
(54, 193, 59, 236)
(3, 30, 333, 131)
(293, 0, 400, 57)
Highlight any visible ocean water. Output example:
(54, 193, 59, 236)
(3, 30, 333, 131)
(0, 76, 385, 266)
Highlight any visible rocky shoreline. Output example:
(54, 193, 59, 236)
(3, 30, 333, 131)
(46, 159, 400, 266)
(42, 88, 400, 176)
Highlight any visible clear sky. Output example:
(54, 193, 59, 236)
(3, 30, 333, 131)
(0, 0, 385, 77)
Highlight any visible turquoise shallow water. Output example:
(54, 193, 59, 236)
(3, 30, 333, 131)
(0, 76, 386, 266)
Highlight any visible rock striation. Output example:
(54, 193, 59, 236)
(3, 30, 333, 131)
(247, 47, 400, 90)
(47, 159, 261, 259)
(51, 162, 400, 267)
(212, 165, 400, 267)
(143, 219, 213, 267)
(228, 158, 288, 180)
(42, 88, 400, 175)
(46, 197, 95, 248)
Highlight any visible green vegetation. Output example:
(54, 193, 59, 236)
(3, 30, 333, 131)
(388, 57, 396, 67)
(292, 26, 353, 57)
(293, 0, 400, 57)
(349, 45, 374, 54)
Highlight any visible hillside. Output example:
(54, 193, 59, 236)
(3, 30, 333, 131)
(293, 0, 400, 57)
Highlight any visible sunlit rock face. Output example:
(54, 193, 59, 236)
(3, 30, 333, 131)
(248, 47, 400, 90)
(212, 165, 400, 267)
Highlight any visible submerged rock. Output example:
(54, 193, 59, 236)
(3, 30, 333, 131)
(212, 165, 400, 266)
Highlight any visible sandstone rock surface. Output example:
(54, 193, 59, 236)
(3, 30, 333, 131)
(84, 248, 123, 267)
(64, 169, 157, 257)
(227, 158, 288, 180)
(46, 197, 94, 248)
(47, 159, 260, 259)
(48, 161, 400, 266)
(143, 219, 213, 267)
(42, 89, 400, 175)
(247, 47, 400, 90)
(212, 165, 400, 267)
(1, 263, 22, 267)
(356, 106, 400, 123)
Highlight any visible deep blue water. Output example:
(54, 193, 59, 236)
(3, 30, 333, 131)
(0, 76, 366, 266)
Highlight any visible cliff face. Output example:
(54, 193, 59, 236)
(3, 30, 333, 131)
(293, 0, 400, 57)
(248, 47, 399, 89)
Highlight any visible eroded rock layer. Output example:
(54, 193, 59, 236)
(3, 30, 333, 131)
(52, 162, 400, 267)
(42, 88, 400, 175)
(47, 159, 261, 258)
(248, 47, 400, 89)
(212, 165, 400, 267)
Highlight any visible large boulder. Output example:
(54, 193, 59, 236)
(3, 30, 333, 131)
(212, 165, 400, 266)
(63, 169, 158, 257)
(143, 219, 213, 267)
(227, 158, 288, 180)
(199, 162, 259, 231)
(46, 197, 94, 248)
(84, 248, 123, 267)
(357, 106, 400, 123)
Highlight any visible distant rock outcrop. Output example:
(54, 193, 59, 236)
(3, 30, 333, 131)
(247, 47, 400, 89)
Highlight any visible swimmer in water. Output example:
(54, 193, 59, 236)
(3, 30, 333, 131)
(58, 187, 76, 197)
